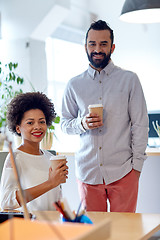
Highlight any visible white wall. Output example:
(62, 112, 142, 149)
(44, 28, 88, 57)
(0, 39, 31, 82)
(62, 155, 80, 211)
(136, 155, 160, 213)
(88, 0, 160, 111)
(0, 38, 48, 93)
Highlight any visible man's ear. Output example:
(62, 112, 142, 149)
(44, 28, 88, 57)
(16, 126, 21, 135)
(111, 44, 115, 54)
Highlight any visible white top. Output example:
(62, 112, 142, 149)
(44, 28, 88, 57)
(0, 149, 61, 211)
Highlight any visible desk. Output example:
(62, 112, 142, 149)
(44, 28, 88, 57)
(146, 147, 160, 156)
(33, 211, 160, 240)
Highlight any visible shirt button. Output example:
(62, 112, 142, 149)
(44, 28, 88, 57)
(99, 80, 102, 84)
(99, 97, 102, 100)
(100, 163, 103, 166)
(99, 130, 102, 133)
(99, 147, 102, 150)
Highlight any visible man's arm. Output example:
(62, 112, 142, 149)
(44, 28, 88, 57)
(61, 84, 102, 135)
(129, 73, 149, 173)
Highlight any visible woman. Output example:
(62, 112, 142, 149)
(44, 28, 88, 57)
(0, 92, 68, 212)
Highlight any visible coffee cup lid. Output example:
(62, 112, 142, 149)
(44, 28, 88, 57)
(88, 104, 103, 108)
(50, 155, 66, 161)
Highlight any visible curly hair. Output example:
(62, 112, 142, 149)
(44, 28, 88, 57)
(7, 92, 56, 136)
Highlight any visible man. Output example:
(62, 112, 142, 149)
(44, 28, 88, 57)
(61, 20, 148, 212)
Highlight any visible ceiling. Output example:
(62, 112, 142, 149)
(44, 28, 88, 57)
(1, 0, 135, 43)
(0, 0, 101, 41)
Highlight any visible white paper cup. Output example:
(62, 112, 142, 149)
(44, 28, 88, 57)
(88, 104, 103, 121)
(50, 155, 66, 170)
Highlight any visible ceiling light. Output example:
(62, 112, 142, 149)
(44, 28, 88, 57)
(120, 0, 160, 23)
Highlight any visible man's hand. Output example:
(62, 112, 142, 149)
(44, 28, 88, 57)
(82, 113, 103, 130)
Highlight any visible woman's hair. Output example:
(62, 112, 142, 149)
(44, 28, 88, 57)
(7, 91, 56, 136)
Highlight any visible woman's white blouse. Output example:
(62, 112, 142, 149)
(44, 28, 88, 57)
(0, 149, 61, 211)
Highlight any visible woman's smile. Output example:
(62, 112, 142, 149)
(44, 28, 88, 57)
(32, 131, 44, 138)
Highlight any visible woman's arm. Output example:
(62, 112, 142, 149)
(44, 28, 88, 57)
(16, 161, 68, 206)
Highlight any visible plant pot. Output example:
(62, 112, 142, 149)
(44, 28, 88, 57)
(14, 136, 22, 148)
(40, 132, 53, 150)
(0, 134, 4, 151)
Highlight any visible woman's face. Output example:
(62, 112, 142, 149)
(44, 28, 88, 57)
(16, 109, 47, 144)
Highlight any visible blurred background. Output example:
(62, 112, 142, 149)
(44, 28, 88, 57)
(0, 0, 160, 151)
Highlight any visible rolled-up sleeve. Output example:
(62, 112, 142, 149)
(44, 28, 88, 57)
(61, 81, 86, 135)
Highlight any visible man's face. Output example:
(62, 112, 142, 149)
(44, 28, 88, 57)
(85, 29, 115, 71)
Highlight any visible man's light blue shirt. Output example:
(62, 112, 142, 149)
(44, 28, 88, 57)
(61, 61, 149, 185)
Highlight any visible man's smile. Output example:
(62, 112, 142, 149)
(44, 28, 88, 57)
(93, 54, 104, 60)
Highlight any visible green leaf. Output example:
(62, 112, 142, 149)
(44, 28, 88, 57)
(8, 85, 13, 90)
(13, 63, 18, 69)
(9, 72, 12, 80)
(0, 61, 24, 127)
(54, 116, 60, 123)
(12, 73, 16, 81)
(17, 76, 24, 84)
(8, 62, 13, 71)
(49, 125, 55, 131)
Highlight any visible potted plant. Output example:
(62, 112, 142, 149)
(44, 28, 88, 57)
(152, 120, 160, 137)
(0, 62, 60, 150)
(40, 115, 60, 150)
(0, 62, 24, 149)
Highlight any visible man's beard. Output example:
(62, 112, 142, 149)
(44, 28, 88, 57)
(86, 50, 111, 69)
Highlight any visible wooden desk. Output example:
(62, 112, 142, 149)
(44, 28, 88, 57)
(146, 147, 160, 156)
(33, 211, 160, 240)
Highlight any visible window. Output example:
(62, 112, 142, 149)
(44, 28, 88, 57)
(46, 38, 88, 152)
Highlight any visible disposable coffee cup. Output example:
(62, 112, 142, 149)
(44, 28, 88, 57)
(50, 155, 66, 170)
(88, 104, 103, 121)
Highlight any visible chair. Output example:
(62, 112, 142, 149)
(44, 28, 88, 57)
(0, 152, 8, 181)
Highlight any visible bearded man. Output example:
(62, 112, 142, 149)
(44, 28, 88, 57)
(61, 20, 148, 212)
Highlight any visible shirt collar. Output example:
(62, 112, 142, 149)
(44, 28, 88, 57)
(88, 60, 115, 79)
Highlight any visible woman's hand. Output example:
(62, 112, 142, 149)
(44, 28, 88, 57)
(16, 161, 68, 205)
(48, 161, 68, 188)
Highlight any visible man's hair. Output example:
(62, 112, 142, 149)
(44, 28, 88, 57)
(85, 20, 114, 45)
(7, 91, 56, 136)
